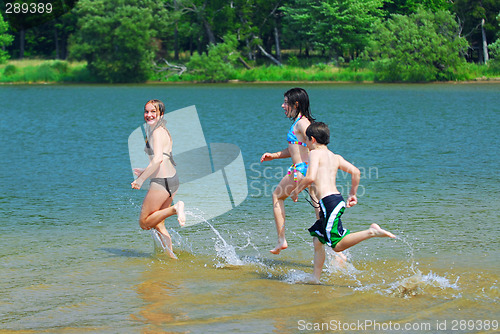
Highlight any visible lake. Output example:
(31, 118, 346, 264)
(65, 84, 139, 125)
(0, 83, 498, 333)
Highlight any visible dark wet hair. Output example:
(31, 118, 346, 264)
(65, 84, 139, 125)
(306, 122, 330, 145)
(145, 99, 165, 116)
(284, 88, 315, 122)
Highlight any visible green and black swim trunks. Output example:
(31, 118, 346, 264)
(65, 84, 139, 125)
(308, 193, 350, 248)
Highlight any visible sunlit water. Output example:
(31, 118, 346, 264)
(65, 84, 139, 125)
(0, 83, 498, 333)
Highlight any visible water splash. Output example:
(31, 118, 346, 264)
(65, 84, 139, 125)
(324, 248, 357, 274)
(235, 231, 261, 255)
(395, 233, 418, 274)
(150, 229, 178, 260)
(169, 228, 189, 251)
(185, 210, 244, 267)
(379, 234, 461, 298)
(283, 269, 318, 285)
(388, 270, 460, 298)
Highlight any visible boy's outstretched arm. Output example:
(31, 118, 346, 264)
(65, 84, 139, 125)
(338, 155, 360, 208)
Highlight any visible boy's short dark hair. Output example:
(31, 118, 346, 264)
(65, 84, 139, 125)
(306, 122, 330, 145)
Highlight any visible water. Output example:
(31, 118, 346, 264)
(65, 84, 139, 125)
(1, 83, 499, 332)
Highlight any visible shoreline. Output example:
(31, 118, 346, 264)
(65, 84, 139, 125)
(1, 77, 499, 85)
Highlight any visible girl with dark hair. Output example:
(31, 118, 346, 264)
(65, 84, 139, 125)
(260, 88, 316, 254)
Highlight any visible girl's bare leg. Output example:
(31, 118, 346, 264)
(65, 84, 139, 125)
(139, 186, 185, 259)
(175, 201, 185, 226)
(155, 197, 176, 258)
(153, 221, 177, 259)
(270, 174, 298, 254)
(139, 187, 185, 230)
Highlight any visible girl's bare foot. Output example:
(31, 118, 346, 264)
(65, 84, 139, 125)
(369, 223, 396, 238)
(154, 229, 178, 260)
(174, 201, 186, 226)
(270, 239, 288, 254)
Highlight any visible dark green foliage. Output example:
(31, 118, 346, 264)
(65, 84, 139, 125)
(1, 0, 499, 82)
(3, 63, 16, 75)
(383, 0, 453, 16)
(69, 0, 166, 83)
(367, 8, 469, 82)
(453, 0, 500, 62)
(185, 34, 240, 82)
(0, 0, 78, 30)
(0, 13, 13, 63)
(281, 0, 385, 61)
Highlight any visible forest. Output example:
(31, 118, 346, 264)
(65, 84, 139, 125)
(1, 0, 500, 83)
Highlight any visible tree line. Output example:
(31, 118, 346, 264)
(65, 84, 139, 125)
(1, 0, 500, 82)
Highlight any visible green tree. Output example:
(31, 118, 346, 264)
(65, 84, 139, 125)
(489, 12, 500, 58)
(166, 0, 238, 54)
(15, 14, 76, 59)
(186, 33, 240, 81)
(0, 13, 13, 63)
(453, 0, 500, 63)
(249, 0, 284, 64)
(281, 0, 317, 57)
(232, 0, 261, 60)
(383, 0, 452, 15)
(282, 0, 384, 61)
(367, 8, 469, 82)
(1, 0, 78, 58)
(69, 0, 167, 83)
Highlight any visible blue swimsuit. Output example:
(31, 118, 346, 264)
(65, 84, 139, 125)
(286, 116, 308, 181)
(287, 116, 307, 147)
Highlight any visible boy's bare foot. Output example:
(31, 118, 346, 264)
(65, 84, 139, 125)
(333, 251, 347, 268)
(335, 251, 347, 261)
(270, 239, 288, 254)
(307, 274, 321, 285)
(369, 223, 396, 238)
(174, 201, 186, 226)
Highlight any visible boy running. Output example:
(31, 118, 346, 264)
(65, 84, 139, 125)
(291, 122, 395, 283)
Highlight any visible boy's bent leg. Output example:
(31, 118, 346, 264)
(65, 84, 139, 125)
(333, 223, 395, 252)
(312, 237, 325, 283)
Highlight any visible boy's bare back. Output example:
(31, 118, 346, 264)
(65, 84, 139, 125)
(309, 147, 357, 201)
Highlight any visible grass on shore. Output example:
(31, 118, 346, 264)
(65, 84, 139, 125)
(0, 59, 91, 83)
(159, 63, 375, 83)
(1, 59, 499, 84)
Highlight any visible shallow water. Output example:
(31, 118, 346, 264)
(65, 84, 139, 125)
(0, 83, 499, 333)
